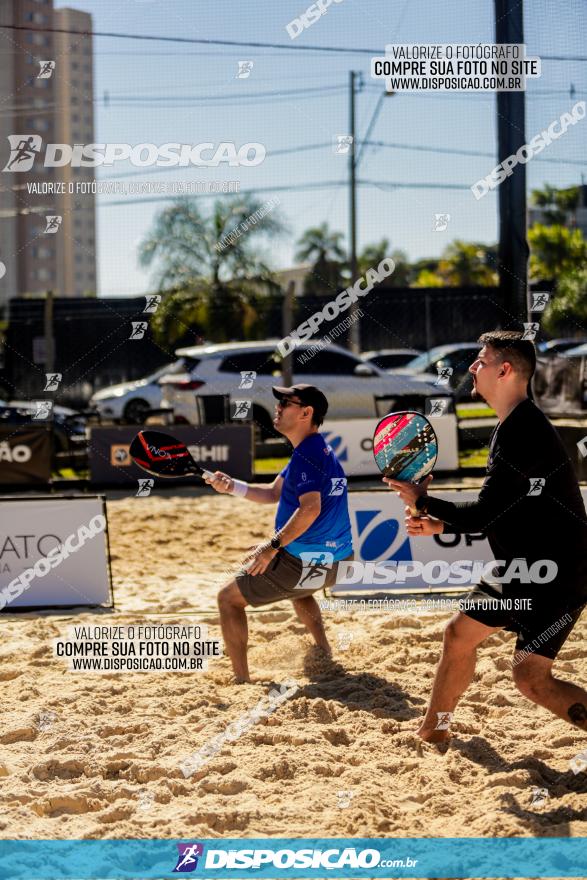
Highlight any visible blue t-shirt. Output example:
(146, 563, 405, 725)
(275, 433, 353, 562)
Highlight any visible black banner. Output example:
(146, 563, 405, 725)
(0, 426, 52, 484)
(88, 425, 254, 485)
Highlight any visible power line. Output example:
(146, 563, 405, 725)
(2, 24, 586, 61)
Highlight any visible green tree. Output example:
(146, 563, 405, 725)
(530, 184, 580, 225)
(357, 240, 411, 287)
(139, 194, 287, 344)
(528, 223, 587, 284)
(295, 223, 347, 295)
(542, 266, 587, 332)
(412, 242, 497, 287)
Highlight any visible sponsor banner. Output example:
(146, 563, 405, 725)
(88, 425, 253, 484)
(0, 837, 586, 878)
(321, 416, 458, 477)
(338, 488, 587, 592)
(0, 425, 51, 484)
(0, 496, 111, 608)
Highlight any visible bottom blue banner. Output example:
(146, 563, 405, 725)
(0, 837, 586, 879)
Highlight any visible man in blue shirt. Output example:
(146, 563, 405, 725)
(205, 384, 353, 682)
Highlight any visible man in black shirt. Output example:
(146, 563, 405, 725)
(385, 330, 587, 742)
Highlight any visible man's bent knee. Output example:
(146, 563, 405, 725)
(217, 580, 247, 610)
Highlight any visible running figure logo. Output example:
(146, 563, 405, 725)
(3, 134, 42, 172)
(143, 295, 161, 313)
(527, 477, 545, 496)
(136, 479, 154, 497)
(236, 61, 253, 78)
(435, 366, 453, 386)
(44, 215, 62, 234)
(44, 373, 62, 391)
(428, 398, 448, 417)
(37, 60, 55, 79)
(433, 213, 450, 231)
(334, 135, 353, 154)
(522, 322, 540, 341)
(130, 321, 148, 340)
(232, 400, 252, 420)
(33, 400, 53, 420)
(173, 843, 204, 873)
(295, 551, 334, 589)
(239, 371, 256, 389)
(531, 292, 550, 312)
(329, 477, 347, 496)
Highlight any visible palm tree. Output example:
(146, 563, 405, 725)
(295, 223, 347, 295)
(139, 194, 287, 343)
(530, 184, 580, 225)
(437, 240, 498, 286)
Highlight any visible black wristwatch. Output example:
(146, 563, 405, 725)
(270, 535, 281, 550)
(415, 494, 429, 514)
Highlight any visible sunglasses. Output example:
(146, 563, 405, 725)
(276, 398, 305, 409)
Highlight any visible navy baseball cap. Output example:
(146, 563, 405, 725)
(272, 384, 329, 423)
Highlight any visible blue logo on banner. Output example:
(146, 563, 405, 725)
(173, 843, 204, 873)
(355, 510, 412, 561)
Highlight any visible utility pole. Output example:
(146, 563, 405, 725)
(281, 280, 294, 386)
(348, 70, 361, 353)
(495, 0, 529, 323)
(44, 290, 55, 375)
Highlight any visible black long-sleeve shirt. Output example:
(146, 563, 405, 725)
(426, 399, 587, 598)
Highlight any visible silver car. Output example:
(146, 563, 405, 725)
(160, 340, 450, 436)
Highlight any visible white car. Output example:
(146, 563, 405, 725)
(90, 358, 197, 422)
(160, 340, 451, 436)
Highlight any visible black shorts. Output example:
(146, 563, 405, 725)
(235, 549, 353, 608)
(460, 581, 585, 660)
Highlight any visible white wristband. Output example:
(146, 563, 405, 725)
(231, 479, 248, 497)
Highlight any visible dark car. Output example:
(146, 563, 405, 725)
(1, 402, 88, 465)
(362, 348, 423, 371)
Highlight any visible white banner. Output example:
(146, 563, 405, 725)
(0, 496, 111, 608)
(335, 488, 587, 593)
(321, 415, 459, 477)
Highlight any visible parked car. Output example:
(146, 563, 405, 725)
(538, 338, 587, 357)
(394, 343, 481, 399)
(160, 340, 452, 436)
(362, 348, 423, 371)
(1, 402, 87, 456)
(562, 342, 587, 358)
(90, 358, 198, 422)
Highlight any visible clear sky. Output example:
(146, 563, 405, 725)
(54, 0, 587, 297)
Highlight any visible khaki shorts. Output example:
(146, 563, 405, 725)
(235, 549, 353, 608)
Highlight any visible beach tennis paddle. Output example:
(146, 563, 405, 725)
(373, 411, 438, 514)
(129, 430, 214, 480)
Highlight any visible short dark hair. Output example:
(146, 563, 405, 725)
(477, 330, 536, 382)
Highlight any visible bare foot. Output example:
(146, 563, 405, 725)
(417, 726, 451, 743)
